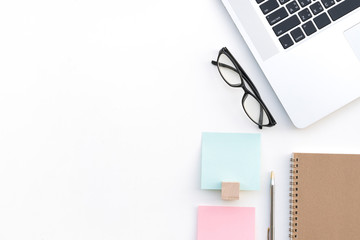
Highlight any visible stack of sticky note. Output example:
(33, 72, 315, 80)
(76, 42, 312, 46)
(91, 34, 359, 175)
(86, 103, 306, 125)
(197, 206, 255, 240)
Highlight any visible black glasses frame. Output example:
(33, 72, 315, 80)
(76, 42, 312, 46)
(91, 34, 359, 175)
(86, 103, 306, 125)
(211, 47, 276, 129)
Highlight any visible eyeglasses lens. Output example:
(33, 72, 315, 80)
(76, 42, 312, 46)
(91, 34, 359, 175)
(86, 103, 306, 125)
(243, 94, 270, 125)
(218, 54, 242, 86)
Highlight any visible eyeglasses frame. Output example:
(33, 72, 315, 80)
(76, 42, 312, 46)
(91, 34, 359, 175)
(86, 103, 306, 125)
(212, 47, 276, 129)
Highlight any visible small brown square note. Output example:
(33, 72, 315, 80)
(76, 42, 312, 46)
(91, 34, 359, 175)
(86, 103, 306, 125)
(221, 182, 240, 200)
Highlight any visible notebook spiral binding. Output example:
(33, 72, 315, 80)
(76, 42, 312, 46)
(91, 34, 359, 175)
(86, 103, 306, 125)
(289, 158, 299, 239)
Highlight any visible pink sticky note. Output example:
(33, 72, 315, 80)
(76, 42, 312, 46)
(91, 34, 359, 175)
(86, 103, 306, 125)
(197, 206, 255, 240)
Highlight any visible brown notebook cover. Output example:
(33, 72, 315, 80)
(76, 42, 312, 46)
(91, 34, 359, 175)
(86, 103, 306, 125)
(289, 153, 360, 240)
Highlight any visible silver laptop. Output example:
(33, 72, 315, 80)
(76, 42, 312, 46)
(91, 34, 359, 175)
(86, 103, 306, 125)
(221, 0, 360, 128)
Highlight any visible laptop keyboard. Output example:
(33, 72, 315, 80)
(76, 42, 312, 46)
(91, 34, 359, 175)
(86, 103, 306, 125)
(257, 0, 360, 49)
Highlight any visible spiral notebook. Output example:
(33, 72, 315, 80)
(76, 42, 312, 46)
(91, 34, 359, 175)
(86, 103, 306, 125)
(289, 153, 360, 240)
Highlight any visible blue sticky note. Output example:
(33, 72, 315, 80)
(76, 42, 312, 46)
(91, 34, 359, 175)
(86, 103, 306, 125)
(201, 132, 260, 190)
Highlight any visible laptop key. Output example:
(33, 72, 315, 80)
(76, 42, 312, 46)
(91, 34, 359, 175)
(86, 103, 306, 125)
(290, 27, 306, 42)
(298, 0, 311, 7)
(267, 7, 289, 25)
(260, 0, 280, 15)
(256, 0, 266, 4)
(313, 12, 331, 29)
(279, 34, 294, 49)
(310, 2, 324, 15)
(286, 1, 300, 14)
(279, 0, 291, 4)
(273, 15, 301, 36)
(328, 0, 360, 21)
(298, 8, 312, 21)
(302, 21, 317, 36)
(321, 0, 335, 8)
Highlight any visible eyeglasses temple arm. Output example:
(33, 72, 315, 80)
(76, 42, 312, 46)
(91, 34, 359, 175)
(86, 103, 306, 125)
(211, 61, 238, 73)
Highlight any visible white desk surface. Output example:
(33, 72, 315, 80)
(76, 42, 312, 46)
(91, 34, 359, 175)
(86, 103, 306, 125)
(1, 1, 360, 239)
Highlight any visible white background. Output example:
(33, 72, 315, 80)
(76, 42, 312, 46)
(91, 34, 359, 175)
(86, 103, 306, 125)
(1, 0, 360, 239)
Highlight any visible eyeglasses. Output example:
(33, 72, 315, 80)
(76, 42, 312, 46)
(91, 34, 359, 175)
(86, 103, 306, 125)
(211, 47, 276, 129)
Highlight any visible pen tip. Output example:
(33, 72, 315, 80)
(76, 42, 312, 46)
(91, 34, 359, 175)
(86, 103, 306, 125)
(271, 171, 274, 179)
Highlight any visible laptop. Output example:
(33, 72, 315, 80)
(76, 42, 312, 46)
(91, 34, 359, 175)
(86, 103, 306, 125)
(221, 0, 360, 128)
